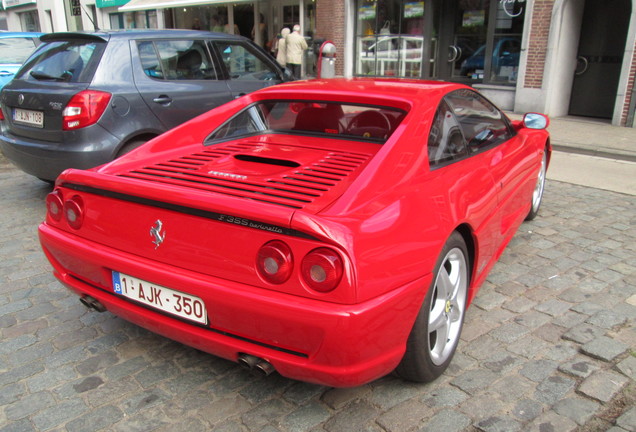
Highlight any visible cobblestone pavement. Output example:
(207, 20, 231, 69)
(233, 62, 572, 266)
(1, 155, 635, 432)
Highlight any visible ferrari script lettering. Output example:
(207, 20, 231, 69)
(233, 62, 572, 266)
(208, 170, 247, 180)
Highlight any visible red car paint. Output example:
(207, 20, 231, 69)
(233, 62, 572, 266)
(39, 79, 550, 387)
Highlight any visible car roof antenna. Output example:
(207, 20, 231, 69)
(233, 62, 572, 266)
(82, 6, 100, 31)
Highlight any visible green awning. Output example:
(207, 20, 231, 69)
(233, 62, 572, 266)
(3, 0, 37, 9)
(96, 0, 130, 8)
(119, 0, 251, 12)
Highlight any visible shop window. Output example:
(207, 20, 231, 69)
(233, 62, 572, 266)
(171, 6, 229, 33)
(110, 11, 158, 29)
(488, 1, 524, 84)
(110, 13, 124, 29)
(354, 0, 526, 85)
(19, 11, 40, 32)
(356, 0, 425, 78)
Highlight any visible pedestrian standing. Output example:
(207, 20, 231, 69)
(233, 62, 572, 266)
(286, 24, 307, 79)
(276, 27, 291, 68)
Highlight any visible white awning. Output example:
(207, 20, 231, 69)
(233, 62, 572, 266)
(119, 0, 251, 12)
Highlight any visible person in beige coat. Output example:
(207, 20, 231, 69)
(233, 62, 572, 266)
(275, 27, 291, 67)
(286, 24, 307, 79)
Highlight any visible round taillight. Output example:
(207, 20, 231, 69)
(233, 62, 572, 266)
(46, 190, 64, 221)
(301, 248, 343, 293)
(63, 195, 84, 230)
(256, 240, 293, 284)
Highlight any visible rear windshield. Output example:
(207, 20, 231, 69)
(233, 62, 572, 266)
(17, 39, 106, 83)
(0, 37, 38, 64)
(207, 101, 406, 144)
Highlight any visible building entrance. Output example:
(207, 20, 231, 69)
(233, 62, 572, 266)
(354, 0, 524, 87)
(568, 0, 631, 119)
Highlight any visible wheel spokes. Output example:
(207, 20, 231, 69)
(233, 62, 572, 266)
(428, 247, 468, 366)
(532, 154, 546, 210)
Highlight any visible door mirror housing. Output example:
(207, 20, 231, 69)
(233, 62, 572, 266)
(523, 113, 549, 130)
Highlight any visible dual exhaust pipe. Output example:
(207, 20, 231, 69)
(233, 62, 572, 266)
(238, 353, 276, 376)
(79, 297, 275, 377)
(79, 295, 107, 312)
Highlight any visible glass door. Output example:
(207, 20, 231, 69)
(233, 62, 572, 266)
(438, 0, 489, 82)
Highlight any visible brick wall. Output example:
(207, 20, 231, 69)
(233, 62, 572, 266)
(621, 39, 636, 126)
(524, 0, 555, 89)
(315, 0, 346, 76)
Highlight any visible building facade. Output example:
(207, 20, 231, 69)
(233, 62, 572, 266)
(1, 0, 635, 127)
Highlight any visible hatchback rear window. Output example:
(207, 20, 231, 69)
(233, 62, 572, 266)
(17, 40, 105, 83)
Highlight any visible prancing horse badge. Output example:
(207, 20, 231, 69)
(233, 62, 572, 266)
(150, 220, 165, 249)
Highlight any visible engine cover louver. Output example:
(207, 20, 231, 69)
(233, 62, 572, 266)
(117, 141, 374, 211)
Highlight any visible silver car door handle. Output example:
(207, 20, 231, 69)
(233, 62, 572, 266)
(153, 96, 172, 104)
(0, 71, 13, 76)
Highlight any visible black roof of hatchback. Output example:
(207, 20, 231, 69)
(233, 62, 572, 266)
(40, 29, 245, 43)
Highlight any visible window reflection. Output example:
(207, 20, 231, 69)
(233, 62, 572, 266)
(356, 0, 426, 78)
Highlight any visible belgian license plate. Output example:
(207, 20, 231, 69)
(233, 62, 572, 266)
(13, 108, 44, 128)
(112, 271, 207, 325)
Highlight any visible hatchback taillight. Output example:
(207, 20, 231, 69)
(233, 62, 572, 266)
(256, 240, 294, 284)
(301, 248, 343, 293)
(62, 90, 111, 130)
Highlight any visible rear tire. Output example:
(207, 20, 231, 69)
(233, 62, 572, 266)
(38, 178, 55, 185)
(395, 231, 469, 383)
(116, 139, 146, 158)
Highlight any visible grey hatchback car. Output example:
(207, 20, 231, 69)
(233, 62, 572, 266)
(0, 30, 290, 181)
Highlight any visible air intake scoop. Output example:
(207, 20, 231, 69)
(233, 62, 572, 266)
(118, 139, 377, 212)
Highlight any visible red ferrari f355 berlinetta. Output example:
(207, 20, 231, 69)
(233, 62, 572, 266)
(39, 78, 550, 387)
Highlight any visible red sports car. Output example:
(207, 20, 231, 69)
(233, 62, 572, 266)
(39, 79, 550, 387)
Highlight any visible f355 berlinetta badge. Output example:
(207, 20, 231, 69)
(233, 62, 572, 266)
(150, 220, 165, 249)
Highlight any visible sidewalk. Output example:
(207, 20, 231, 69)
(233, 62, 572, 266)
(510, 114, 636, 162)
(548, 116, 636, 162)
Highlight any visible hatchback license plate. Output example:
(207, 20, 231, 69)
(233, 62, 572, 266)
(13, 108, 44, 128)
(112, 271, 207, 325)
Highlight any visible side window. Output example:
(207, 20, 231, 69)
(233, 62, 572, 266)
(212, 41, 278, 81)
(444, 89, 513, 152)
(428, 100, 468, 167)
(138, 40, 218, 80)
(138, 41, 162, 78)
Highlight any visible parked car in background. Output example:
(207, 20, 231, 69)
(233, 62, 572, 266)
(0, 30, 290, 182)
(0, 32, 43, 89)
(460, 37, 521, 80)
(39, 78, 550, 387)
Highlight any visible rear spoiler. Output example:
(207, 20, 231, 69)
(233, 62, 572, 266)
(41, 32, 109, 43)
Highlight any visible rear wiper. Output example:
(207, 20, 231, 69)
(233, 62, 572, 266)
(29, 70, 70, 81)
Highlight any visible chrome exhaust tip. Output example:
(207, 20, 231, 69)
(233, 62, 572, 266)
(237, 354, 276, 376)
(254, 360, 275, 376)
(237, 353, 260, 370)
(79, 296, 107, 313)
